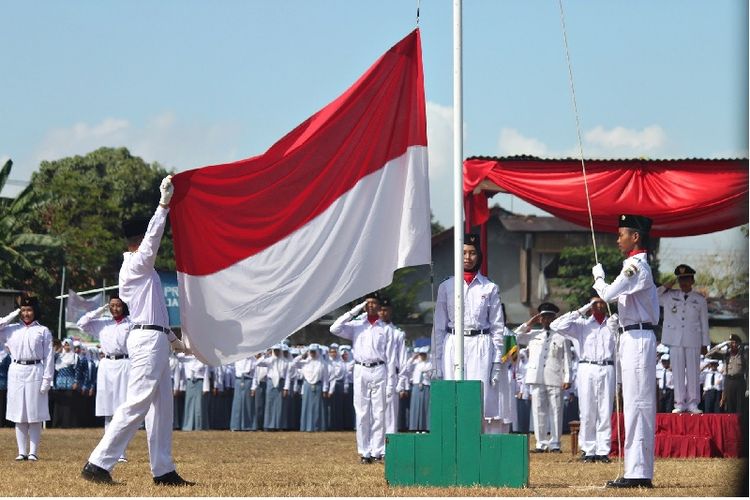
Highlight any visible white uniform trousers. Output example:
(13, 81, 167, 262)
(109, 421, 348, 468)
(353, 363, 387, 458)
(89, 329, 176, 476)
(668, 346, 701, 411)
(529, 384, 562, 450)
(619, 329, 656, 479)
(577, 363, 615, 456)
(385, 387, 399, 434)
(95, 357, 130, 416)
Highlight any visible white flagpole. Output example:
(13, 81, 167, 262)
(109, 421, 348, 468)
(452, 0, 464, 380)
(57, 266, 66, 339)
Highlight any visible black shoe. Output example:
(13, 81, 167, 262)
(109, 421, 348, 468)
(549, 448, 562, 453)
(371, 456, 384, 464)
(153, 470, 195, 486)
(596, 455, 611, 463)
(530, 448, 547, 453)
(81, 462, 114, 484)
(606, 477, 653, 488)
(360, 456, 372, 464)
(583, 455, 596, 463)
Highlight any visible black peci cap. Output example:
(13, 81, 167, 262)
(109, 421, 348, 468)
(122, 216, 150, 239)
(674, 264, 696, 277)
(538, 302, 560, 315)
(618, 214, 653, 233)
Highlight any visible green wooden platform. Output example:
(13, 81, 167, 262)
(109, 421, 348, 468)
(385, 380, 528, 487)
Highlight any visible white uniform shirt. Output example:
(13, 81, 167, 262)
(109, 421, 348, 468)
(182, 354, 211, 392)
(119, 206, 170, 327)
(327, 356, 346, 392)
(515, 325, 572, 387)
(432, 274, 505, 365)
(550, 311, 615, 363)
(2, 320, 55, 383)
(255, 354, 291, 390)
(657, 367, 674, 390)
(406, 357, 434, 386)
(234, 357, 256, 378)
(594, 252, 659, 326)
(292, 355, 329, 391)
(658, 287, 709, 348)
(702, 369, 723, 391)
(77, 312, 131, 356)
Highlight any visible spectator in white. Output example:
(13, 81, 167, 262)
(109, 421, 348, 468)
(377, 297, 408, 435)
(515, 302, 572, 453)
(431, 233, 505, 434)
(77, 295, 132, 462)
(0, 295, 54, 461)
(592, 214, 659, 489)
(550, 292, 616, 463)
(293, 344, 329, 431)
(82, 175, 193, 486)
(325, 344, 346, 431)
(254, 345, 291, 431)
(513, 347, 531, 434)
(404, 346, 433, 432)
(339, 345, 356, 430)
(701, 359, 723, 413)
(230, 356, 256, 431)
(656, 355, 674, 413)
(330, 292, 396, 464)
(657, 264, 709, 414)
(180, 353, 211, 431)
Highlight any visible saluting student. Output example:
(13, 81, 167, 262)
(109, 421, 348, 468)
(593, 214, 659, 489)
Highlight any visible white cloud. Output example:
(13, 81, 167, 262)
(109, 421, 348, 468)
(497, 128, 549, 157)
(584, 124, 666, 153)
(426, 101, 456, 226)
(33, 112, 243, 172)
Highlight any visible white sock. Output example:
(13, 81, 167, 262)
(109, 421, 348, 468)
(28, 422, 42, 456)
(15, 423, 29, 456)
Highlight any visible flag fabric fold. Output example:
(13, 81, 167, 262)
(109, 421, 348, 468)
(170, 29, 430, 366)
(66, 289, 104, 327)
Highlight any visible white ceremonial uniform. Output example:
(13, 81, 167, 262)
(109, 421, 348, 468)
(77, 311, 132, 417)
(431, 274, 505, 430)
(1, 318, 54, 423)
(657, 286, 709, 412)
(331, 311, 395, 459)
(551, 310, 615, 457)
(594, 251, 659, 480)
(385, 325, 407, 434)
(293, 356, 329, 390)
(515, 324, 572, 451)
(88, 205, 178, 477)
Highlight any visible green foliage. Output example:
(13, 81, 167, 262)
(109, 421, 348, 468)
(549, 245, 624, 311)
(379, 266, 428, 324)
(10, 148, 174, 321)
(0, 159, 63, 292)
(430, 211, 444, 235)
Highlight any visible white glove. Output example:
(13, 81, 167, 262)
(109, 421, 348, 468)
(576, 301, 594, 316)
(592, 263, 605, 281)
(348, 300, 368, 317)
(170, 337, 190, 354)
(606, 313, 620, 335)
(95, 304, 110, 316)
(490, 363, 502, 386)
(40, 379, 51, 394)
(159, 175, 174, 206)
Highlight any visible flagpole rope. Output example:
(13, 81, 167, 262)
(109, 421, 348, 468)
(557, 0, 624, 478)
(416, 0, 421, 26)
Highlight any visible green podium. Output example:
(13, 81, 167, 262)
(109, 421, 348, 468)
(385, 380, 528, 487)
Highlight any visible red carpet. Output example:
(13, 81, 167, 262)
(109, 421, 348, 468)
(610, 412, 741, 458)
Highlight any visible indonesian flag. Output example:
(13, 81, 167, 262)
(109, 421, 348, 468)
(169, 29, 430, 365)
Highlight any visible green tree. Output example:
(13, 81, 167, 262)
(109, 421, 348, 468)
(0, 159, 62, 291)
(430, 211, 445, 235)
(19, 148, 175, 317)
(379, 266, 428, 324)
(549, 245, 624, 311)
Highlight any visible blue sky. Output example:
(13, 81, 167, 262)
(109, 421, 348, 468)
(1, 0, 747, 274)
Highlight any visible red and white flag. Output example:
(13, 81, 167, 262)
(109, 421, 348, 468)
(170, 30, 430, 365)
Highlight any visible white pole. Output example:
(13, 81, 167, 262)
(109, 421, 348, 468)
(452, 0, 464, 381)
(57, 266, 66, 339)
(55, 284, 119, 300)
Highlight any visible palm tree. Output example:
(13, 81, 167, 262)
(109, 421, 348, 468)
(0, 159, 61, 287)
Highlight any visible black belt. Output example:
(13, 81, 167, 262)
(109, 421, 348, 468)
(448, 328, 490, 336)
(620, 322, 654, 332)
(355, 360, 385, 368)
(133, 324, 170, 333)
(579, 359, 614, 366)
(13, 359, 41, 365)
(105, 354, 128, 360)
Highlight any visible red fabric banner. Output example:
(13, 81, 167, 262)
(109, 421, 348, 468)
(610, 412, 741, 458)
(464, 157, 748, 237)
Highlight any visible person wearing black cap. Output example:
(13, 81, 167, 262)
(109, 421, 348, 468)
(82, 175, 193, 486)
(592, 214, 659, 489)
(515, 302, 572, 453)
(76, 295, 132, 462)
(431, 233, 506, 434)
(0, 295, 54, 461)
(550, 291, 615, 462)
(657, 264, 709, 414)
(330, 292, 397, 463)
(721, 334, 747, 414)
(377, 296, 408, 435)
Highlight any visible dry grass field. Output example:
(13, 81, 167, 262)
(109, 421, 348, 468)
(0, 428, 746, 497)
